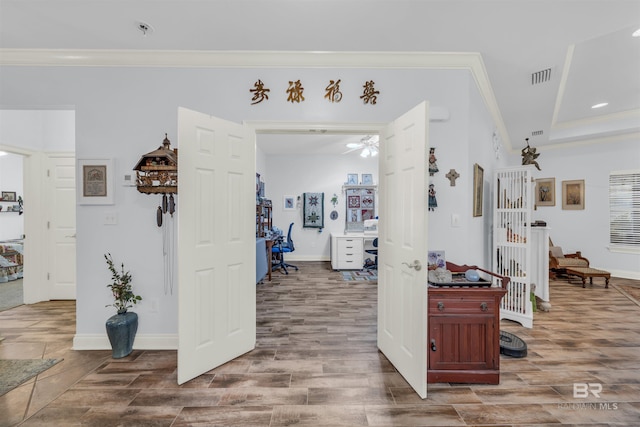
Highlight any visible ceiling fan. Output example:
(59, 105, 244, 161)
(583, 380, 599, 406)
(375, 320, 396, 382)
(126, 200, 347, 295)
(343, 135, 379, 157)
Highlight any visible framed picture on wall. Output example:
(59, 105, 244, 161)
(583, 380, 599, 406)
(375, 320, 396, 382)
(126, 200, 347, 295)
(361, 174, 373, 185)
(283, 195, 295, 211)
(473, 163, 484, 217)
(562, 179, 585, 210)
(535, 177, 555, 207)
(347, 173, 358, 185)
(77, 158, 114, 205)
(1, 191, 16, 202)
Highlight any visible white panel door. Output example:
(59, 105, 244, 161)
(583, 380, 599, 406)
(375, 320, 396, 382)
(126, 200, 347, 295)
(177, 107, 256, 385)
(378, 102, 429, 398)
(48, 154, 76, 300)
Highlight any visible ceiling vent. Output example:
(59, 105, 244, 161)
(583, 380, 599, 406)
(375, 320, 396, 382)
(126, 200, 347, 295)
(531, 68, 551, 85)
(531, 130, 544, 136)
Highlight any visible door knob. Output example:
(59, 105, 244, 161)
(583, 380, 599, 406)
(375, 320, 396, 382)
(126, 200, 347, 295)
(430, 339, 437, 351)
(402, 260, 422, 271)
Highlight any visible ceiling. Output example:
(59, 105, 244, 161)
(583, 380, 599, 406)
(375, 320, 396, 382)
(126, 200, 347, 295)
(1, 0, 639, 155)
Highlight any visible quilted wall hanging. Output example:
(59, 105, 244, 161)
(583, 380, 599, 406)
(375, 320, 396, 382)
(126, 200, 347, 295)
(303, 192, 324, 229)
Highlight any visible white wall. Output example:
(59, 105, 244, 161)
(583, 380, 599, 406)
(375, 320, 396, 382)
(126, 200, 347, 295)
(0, 110, 75, 151)
(264, 152, 378, 261)
(0, 64, 498, 345)
(508, 139, 640, 279)
(0, 153, 24, 240)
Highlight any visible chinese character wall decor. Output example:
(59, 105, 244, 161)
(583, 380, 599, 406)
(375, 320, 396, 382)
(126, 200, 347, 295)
(324, 79, 343, 103)
(286, 79, 305, 103)
(250, 79, 271, 105)
(360, 80, 379, 105)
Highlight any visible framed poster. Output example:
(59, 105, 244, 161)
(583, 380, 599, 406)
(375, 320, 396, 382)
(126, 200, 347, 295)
(562, 179, 585, 210)
(535, 177, 555, 207)
(347, 173, 358, 185)
(78, 158, 114, 205)
(283, 195, 296, 211)
(361, 174, 373, 185)
(473, 163, 484, 217)
(1, 191, 16, 202)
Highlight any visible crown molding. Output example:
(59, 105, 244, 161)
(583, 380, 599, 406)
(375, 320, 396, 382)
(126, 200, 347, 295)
(0, 49, 509, 150)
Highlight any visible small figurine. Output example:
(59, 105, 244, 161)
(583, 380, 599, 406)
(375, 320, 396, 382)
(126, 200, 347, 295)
(429, 147, 439, 176)
(521, 138, 541, 171)
(428, 183, 437, 211)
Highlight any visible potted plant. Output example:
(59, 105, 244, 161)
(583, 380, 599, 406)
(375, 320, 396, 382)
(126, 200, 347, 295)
(104, 253, 142, 358)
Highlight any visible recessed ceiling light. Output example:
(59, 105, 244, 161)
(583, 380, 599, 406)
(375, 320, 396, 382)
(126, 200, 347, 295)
(633, 28, 640, 37)
(591, 102, 609, 109)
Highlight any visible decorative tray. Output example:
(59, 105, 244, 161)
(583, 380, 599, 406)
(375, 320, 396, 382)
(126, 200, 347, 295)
(428, 273, 492, 287)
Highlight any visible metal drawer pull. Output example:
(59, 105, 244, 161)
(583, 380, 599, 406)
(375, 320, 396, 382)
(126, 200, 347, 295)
(430, 339, 437, 352)
(480, 302, 488, 312)
(437, 302, 444, 311)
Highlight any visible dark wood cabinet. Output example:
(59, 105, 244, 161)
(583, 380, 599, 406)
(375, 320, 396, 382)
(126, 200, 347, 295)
(427, 263, 508, 384)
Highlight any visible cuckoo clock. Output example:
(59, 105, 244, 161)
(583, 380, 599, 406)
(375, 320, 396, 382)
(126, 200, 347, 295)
(133, 134, 178, 195)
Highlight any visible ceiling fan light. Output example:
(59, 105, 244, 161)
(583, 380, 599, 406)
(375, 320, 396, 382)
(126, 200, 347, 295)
(360, 148, 370, 157)
(371, 147, 379, 156)
(633, 28, 640, 37)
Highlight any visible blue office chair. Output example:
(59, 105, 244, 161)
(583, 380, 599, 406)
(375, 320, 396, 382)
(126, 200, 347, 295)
(272, 223, 299, 274)
(364, 238, 378, 270)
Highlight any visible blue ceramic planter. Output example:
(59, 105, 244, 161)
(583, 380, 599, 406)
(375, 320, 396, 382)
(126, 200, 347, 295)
(105, 311, 138, 358)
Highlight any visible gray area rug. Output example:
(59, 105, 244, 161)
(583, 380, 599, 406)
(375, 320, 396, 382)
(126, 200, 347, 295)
(0, 359, 62, 396)
(341, 270, 377, 282)
(0, 279, 23, 311)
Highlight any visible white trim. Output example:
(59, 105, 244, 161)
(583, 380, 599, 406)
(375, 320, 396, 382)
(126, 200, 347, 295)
(0, 49, 510, 151)
(73, 333, 179, 350)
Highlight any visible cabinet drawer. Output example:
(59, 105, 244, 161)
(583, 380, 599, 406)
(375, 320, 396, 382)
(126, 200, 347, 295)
(429, 296, 496, 314)
(337, 238, 363, 252)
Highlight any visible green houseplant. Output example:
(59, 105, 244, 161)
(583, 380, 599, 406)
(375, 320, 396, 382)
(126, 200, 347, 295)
(104, 253, 142, 358)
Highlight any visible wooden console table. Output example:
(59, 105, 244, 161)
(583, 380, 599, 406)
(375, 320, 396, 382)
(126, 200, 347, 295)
(428, 262, 508, 384)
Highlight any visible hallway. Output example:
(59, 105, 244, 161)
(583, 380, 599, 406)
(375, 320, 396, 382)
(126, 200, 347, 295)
(1, 261, 639, 426)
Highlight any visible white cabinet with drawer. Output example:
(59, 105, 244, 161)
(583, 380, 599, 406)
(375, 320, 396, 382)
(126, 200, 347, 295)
(330, 233, 365, 270)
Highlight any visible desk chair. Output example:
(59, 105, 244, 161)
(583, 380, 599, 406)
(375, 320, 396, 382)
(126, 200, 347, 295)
(364, 238, 378, 270)
(271, 223, 299, 274)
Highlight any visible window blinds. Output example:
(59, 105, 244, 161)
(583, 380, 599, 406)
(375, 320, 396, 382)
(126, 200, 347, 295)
(609, 171, 640, 247)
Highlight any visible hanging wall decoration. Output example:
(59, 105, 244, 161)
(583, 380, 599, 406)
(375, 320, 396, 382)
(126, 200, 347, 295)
(429, 147, 439, 176)
(132, 133, 178, 295)
(428, 183, 438, 211)
(303, 192, 324, 229)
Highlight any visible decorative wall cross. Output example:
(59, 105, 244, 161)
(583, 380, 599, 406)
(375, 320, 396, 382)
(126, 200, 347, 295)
(445, 169, 460, 186)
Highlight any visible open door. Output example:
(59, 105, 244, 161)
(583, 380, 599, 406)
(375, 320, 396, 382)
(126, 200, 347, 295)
(177, 107, 256, 385)
(378, 101, 429, 398)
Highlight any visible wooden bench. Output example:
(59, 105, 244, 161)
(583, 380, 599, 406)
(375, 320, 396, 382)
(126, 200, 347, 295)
(565, 267, 610, 288)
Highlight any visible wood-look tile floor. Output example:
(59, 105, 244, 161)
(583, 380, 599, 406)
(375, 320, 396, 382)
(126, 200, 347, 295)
(1, 261, 639, 426)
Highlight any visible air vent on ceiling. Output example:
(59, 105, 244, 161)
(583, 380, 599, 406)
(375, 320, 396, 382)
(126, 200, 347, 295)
(531, 68, 551, 85)
(531, 130, 544, 136)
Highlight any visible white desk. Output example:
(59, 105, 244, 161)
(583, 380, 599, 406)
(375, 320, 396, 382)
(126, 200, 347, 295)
(330, 232, 377, 270)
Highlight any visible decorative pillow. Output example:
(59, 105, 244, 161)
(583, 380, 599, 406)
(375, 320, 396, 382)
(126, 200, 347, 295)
(549, 246, 564, 258)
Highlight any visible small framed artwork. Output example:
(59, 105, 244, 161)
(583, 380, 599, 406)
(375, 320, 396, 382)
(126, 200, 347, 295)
(535, 177, 555, 207)
(473, 163, 484, 217)
(78, 158, 114, 205)
(562, 179, 585, 210)
(1, 191, 16, 202)
(347, 173, 358, 185)
(361, 174, 373, 185)
(283, 195, 296, 211)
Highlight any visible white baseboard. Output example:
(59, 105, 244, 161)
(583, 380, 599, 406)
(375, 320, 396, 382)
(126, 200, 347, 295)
(73, 334, 178, 350)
